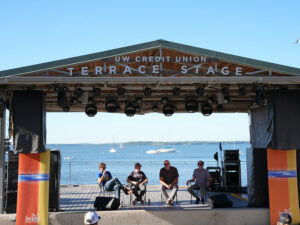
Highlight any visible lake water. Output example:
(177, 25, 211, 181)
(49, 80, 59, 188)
(47, 142, 250, 186)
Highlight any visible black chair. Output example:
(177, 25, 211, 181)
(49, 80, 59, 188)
(128, 183, 147, 205)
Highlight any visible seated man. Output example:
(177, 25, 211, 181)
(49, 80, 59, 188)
(159, 160, 179, 205)
(97, 162, 131, 200)
(127, 162, 148, 205)
(186, 160, 210, 204)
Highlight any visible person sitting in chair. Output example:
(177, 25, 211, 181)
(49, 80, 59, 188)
(159, 160, 179, 206)
(97, 162, 131, 200)
(186, 160, 210, 204)
(127, 162, 148, 205)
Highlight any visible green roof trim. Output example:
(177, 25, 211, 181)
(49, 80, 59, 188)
(1, 39, 300, 77)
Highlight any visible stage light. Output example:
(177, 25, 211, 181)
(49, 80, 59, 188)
(217, 104, 223, 112)
(224, 96, 230, 104)
(196, 84, 205, 96)
(74, 88, 83, 98)
(105, 97, 119, 112)
(161, 97, 169, 105)
(135, 97, 143, 105)
(254, 86, 265, 105)
(117, 87, 126, 97)
(238, 86, 248, 96)
(124, 102, 136, 117)
(92, 86, 101, 96)
(143, 87, 152, 96)
(185, 96, 198, 113)
(57, 89, 69, 109)
(163, 104, 175, 116)
(201, 102, 213, 116)
(172, 86, 181, 96)
(152, 105, 158, 112)
(85, 97, 97, 117)
(221, 86, 229, 96)
(62, 105, 70, 112)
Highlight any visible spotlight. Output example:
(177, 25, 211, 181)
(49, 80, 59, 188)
(196, 84, 205, 96)
(92, 86, 101, 96)
(143, 87, 152, 96)
(224, 96, 230, 104)
(185, 96, 198, 113)
(124, 102, 136, 117)
(57, 89, 69, 109)
(217, 104, 223, 112)
(62, 105, 70, 112)
(152, 105, 159, 112)
(238, 86, 248, 96)
(74, 88, 83, 98)
(161, 97, 169, 105)
(135, 97, 143, 105)
(163, 104, 175, 116)
(221, 86, 229, 96)
(105, 97, 119, 112)
(172, 86, 181, 96)
(254, 86, 265, 105)
(201, 102, 213, 116)
(85, 97, 97, 117)
(117, 87, 126, 97)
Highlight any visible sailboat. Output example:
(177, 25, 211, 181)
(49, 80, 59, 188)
(109, 136, 117, 153)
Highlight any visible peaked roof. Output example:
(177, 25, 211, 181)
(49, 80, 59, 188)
(1, 39, 300, 77)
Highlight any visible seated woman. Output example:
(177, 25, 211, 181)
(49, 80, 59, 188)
(97, 162, 131, 200)
(127, 162, 148, 205)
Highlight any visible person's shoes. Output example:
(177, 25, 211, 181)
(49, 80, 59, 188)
(166, 200, 171, 205)
(169, 200, 174, 206)
(123, 188, 132, 195)
(132, 200, 137, 205)
(195, 197, 200, 204)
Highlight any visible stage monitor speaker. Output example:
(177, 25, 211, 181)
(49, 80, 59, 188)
(94, 197, 120, 210)
(207, 194, 233, 208)
(12, 90, 46, 154)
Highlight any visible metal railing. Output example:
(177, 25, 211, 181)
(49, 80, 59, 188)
(61, 160, 247, 186)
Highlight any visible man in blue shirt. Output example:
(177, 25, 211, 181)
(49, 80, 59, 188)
(97, 162, 131, 200)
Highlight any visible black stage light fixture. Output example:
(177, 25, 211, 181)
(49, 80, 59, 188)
(85, 97, 97, 117)
(221, 86, 229, 96)
(92, 86, 101, 97)
(185, 96, 198, 113)
(196, 84, 205, 96)
(224, 96, 230, 104)
(57, 89, 70, 111)
(74, 88, 83, 98)
(105, 97, 119, 112)
(161, 97, 169, 106)
(254, 86, 265, 105)
(62, 105, 70, 112)
(172, 85, 181, 96)
(143, 87, 152, 96)
(201, 102, 213, 116)
(217, 104, 224, 112)
(117, 87, 126, 97)
(135, 97, 143, 105)
(124, 102, 136, 117)
(238, 86, 248, 96)
(163, 104, 175, 116)
(152, 105, 159, 112)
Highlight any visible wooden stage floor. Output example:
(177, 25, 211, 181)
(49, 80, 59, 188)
(60, 185, 248, 212)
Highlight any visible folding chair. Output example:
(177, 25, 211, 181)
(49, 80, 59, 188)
(129, 183, 147, 205)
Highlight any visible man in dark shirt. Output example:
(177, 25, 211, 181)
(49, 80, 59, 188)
(159, 160, 179, 205)
(97, 162, 131, 200)
(127, 162, 148, 205)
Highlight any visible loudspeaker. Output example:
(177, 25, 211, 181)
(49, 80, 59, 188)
(49, 150, 61, 212)
(207, 194, 233, 208)
(12, 90, 46, 154)
(94, 197, 120, 210)
(247, 148, 269, 207)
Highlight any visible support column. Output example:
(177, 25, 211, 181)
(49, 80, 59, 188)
(0, 108, 6, 213)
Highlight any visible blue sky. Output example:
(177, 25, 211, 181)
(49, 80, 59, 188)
(1, 1, 299, 143)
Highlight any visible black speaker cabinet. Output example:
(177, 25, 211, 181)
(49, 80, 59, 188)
(94, 197, 120, 210)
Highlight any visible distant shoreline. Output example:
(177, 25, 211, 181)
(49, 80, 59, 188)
(47, 141, 250, 145)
